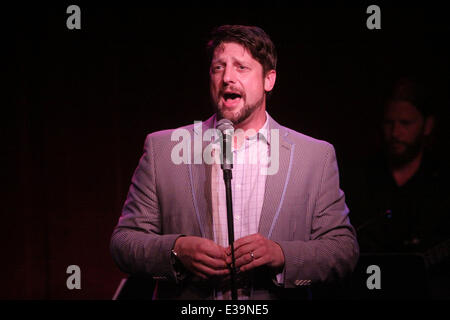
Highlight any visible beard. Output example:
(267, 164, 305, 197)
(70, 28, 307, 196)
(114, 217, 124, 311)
(385, 135, 425, 168)
(212, 92, 265, 125)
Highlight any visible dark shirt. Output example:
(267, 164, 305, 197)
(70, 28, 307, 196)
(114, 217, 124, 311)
(343, 152, 449, 254)
(341, 151, 450, 298)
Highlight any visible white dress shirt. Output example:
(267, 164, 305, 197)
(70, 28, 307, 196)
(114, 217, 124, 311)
(211, 114, 271, 299)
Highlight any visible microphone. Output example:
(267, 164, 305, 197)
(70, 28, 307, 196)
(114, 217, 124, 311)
(216, 119, 234, 170)
(215, 118, 237, 300)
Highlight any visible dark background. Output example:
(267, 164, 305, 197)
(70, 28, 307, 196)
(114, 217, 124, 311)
(5, 2, 450, 299)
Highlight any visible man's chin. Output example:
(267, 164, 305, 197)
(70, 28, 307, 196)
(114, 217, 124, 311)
(215, 98, 263, 125)
(387, 150, 420, 168)
(217, 107, 244, 124)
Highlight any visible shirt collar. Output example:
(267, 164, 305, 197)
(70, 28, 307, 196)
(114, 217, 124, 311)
(212, 111, 271, 146)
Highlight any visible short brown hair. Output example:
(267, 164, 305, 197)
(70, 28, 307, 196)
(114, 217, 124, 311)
(206, 25, 277, 75)
(388, 77, 434, 118)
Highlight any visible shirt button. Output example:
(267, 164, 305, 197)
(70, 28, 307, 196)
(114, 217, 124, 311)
(235, 215, 240, 221)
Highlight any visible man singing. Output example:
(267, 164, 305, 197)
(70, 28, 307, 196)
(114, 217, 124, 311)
(110, 25, 359, 299)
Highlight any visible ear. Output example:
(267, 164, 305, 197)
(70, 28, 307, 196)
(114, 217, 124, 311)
(424, 115, 435, 136)
(264, 69, 276, 92)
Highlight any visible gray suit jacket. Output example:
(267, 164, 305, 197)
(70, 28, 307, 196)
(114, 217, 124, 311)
(110, 114, 359, 299)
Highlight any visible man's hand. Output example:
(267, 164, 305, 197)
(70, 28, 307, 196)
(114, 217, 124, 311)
(173, 236, 230, 280)
(225, 233, 285, 273)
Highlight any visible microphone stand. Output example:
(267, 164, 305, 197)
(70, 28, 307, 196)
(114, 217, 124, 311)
(223, 168, 237, 300)
(221, 130, 237, 300)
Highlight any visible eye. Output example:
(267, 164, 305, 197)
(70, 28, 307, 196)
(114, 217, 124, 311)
(238, 65, 248, 70)
(211, 65, 224, 73)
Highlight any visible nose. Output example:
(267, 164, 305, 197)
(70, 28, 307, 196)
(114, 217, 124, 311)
(222, 65, 236, 84)
(391, 122, 403, 139)
(384, 120, 402, 141)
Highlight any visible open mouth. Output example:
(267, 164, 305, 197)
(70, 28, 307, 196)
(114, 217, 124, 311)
(221, 92, 242, 108)
(223, 92, 242, 101)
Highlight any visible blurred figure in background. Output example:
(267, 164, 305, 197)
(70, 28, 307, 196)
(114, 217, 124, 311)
(343, 76, 450, 298)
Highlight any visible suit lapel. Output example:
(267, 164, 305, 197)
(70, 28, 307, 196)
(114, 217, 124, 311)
(188, 115, 216, 240)
(258, 117, 294, 238)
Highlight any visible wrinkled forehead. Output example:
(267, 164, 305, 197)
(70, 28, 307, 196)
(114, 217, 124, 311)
(211, 42, 255, 62)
